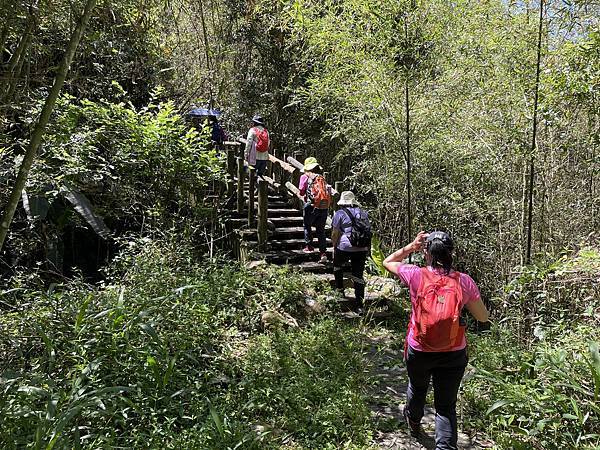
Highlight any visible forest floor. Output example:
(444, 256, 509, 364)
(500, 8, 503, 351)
(339, 282, 495, 450)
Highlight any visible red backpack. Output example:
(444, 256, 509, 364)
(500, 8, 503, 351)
(409, 268, 464, 352)
(253, 127, 269, 152)
(307, 174, 332, 209)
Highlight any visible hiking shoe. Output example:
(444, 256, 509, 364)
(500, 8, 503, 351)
(319, 253, 328, 263)
(403, 406, 421, 437)
(303, 245, 314, 253)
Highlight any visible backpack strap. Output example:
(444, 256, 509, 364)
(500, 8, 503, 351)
(341, 207, 357, 231)
(306, 174, 321, 199)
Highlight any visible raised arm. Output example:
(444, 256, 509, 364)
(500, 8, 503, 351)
(383, 231, 428, 275)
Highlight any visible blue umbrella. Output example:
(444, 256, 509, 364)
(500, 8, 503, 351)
(188, 108, 222, 117)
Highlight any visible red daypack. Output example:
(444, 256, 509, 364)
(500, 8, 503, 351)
(409, 268, 464, 352)
(253, 127, 269, 152)
(307, 174, 332, 209)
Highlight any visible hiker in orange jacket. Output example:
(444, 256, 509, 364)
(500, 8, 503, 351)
(298, 157, 331, 264)
(383, 231, 489, 450)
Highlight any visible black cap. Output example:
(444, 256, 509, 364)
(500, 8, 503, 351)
(426, 231, 454, 249)
(251, 114, 264, 125)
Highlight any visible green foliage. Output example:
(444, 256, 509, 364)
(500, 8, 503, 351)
(463, 249, 600, 449)
(28, 92, 225, 227)
(0, 238, 371, 448)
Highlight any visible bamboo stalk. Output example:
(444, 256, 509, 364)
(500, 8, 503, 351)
(525, 0, 545, 265)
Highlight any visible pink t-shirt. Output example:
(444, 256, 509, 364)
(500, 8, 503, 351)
(299, 173, 309, 198)
(396, 264, 481, 352)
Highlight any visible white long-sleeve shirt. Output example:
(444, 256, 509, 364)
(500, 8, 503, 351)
(245, 126, 270, 165)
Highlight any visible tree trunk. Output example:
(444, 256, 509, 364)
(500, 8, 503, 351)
(0, 0, 97, 253)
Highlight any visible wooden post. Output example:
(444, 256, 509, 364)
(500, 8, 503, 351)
(333, 181, 343, 209)
(236, 157, 245, 214)
(238, 141, 245, 159)
(294, 151, 303, 167)
(248, 167, 256, 226)
(227, 147, 235, 196)
(280, 153, 289, 196)
(292, 168, 302, 210)
(274, 149, 282, 182)
(257, 178, 268, 250)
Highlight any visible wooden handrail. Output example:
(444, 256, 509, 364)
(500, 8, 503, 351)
(269, 154, 295, 173)
(286, 155, 303, 171)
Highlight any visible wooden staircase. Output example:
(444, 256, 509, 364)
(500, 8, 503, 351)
(222, 140, 342, 277)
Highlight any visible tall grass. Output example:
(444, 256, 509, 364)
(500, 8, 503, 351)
(0, 237, 371, 448)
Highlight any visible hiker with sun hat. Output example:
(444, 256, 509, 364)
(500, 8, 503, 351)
(331, 190, 372, 312)
(298, 157, 331, 264)
(244, 114, 270, 176)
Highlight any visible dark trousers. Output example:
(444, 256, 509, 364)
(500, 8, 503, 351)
(303, 204, 327, 252)
(405, 346, 468, 450)
(253, 159, 268, 176)
(333, 249, 367, 305)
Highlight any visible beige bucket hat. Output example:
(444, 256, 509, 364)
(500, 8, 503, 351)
(337, 191, 361, 207)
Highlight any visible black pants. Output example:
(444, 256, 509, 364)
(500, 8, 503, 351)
(303, 204, 328, 252)
(405, 346, 468, 450)
(333, 249, 367, 305)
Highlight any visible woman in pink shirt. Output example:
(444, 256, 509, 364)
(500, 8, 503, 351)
(383, 231, 489, 450)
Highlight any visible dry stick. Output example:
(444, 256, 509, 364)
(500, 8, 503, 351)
(0, 0, 97, 252)
(525, 0, 545, 265)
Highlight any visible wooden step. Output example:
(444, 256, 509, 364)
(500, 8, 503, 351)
(272, 226, 331, 239)
(255, 247, 334, 264)
(296, 261, 333, 274)
(267, 208, 300, 216)
(269, 201, 294, 209)
(268, 238, 332, 250)
(270, 216, 304, 226)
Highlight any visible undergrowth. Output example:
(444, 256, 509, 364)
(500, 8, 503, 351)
(0, 237, 371, 449)
(463, 247, 600, 450)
